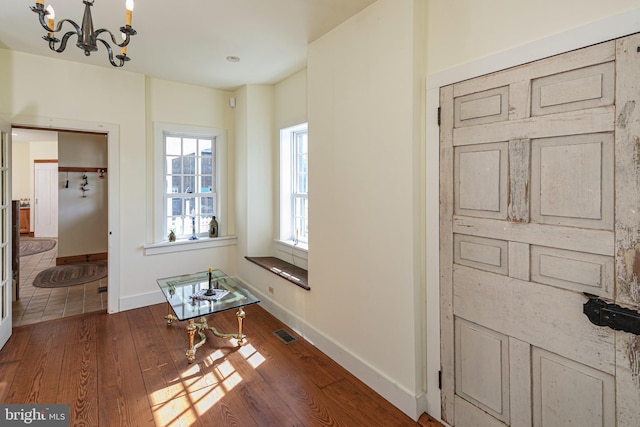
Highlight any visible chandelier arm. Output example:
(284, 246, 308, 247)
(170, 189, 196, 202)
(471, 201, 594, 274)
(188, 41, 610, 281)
(93, 27, 135, 48)
(48, 31, 78, 53)
(50, 18, 82, 36)
(32, 6, 82, 37)
(96, 37, 125, 67)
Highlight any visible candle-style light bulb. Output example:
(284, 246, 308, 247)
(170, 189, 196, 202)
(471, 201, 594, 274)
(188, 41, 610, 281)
(45, 4, 55, 36)
(120, 32, 127, 55)
(125, 0, 134, 26)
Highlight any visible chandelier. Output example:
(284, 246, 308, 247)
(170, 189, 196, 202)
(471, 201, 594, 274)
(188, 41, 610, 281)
(30, 0, 136, 67)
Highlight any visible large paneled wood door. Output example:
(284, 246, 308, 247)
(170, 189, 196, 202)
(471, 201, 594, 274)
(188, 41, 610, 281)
(440, 34, 640, 426)
(0, 119, 12, 351)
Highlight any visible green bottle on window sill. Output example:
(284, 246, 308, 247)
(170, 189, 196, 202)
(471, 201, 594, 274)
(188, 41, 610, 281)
(209, 216, 218, 238)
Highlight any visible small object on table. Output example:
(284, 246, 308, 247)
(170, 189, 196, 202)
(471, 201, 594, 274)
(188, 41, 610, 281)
(205, 267, 215, 296)
(190, 288, 229, 301)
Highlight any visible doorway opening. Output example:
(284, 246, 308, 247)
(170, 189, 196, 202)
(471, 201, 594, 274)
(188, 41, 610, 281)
(12, 126, 109, 326)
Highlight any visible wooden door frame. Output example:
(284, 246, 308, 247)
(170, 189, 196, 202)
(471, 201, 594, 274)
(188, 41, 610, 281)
(10, 116, 121, 315)
(423, 9, 640, 422)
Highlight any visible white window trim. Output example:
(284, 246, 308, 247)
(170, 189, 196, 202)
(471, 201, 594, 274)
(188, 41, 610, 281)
(274, 239, 308, 271)
(144, 235, 237, 255)
(275, 239, 308, 255)
(279, 122, 308, 245)
(152, 122, 227, 247)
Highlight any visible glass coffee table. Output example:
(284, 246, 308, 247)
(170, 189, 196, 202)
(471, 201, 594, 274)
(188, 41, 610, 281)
(157, 269, 260, 363)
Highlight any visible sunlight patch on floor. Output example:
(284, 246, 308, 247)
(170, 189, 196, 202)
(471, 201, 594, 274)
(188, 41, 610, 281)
(149, 336, 268, 423)
(217, 360, 243, 391)
(152, 395, 200, 427)
(239, 343, 265, 368)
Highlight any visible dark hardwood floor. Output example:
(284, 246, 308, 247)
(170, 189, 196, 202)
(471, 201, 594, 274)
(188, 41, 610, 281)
(0, 303, 444, 426)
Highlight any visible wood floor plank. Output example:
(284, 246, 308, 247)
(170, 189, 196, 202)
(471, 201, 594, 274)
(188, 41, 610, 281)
(244, 308, 345, 388)
(127, 307, 188, 405)
(0, 303, 445, 427)
(324, 376, 419, 427)
(0, 326, 32, 402)
(236, 379, 304, 426)
(4, 319, 68, 404)
(96, 310, 155, 426)
(57, 314, 99, 427)
(242, 325, 360, 425)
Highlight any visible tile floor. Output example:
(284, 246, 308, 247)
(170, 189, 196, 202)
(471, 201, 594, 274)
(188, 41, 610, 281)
(13, 237, 108, 327)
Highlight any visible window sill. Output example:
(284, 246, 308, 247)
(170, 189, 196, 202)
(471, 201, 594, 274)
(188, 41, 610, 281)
(144, 236, 237, 255)
(276, 239, 309, 252)
(246, 256, 309, 290)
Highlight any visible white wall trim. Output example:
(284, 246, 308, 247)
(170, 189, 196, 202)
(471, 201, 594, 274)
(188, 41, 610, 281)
(119, 289, 166, 312)
(9, 115, 122, 314)
(424, 7, 640, 422)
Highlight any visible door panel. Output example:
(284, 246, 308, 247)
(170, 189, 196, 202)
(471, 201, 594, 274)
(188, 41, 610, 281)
(455, 318, 510, 422)
(531, 61, 615, 116)
(532, 348, 615, 427)
(454, 142, 508, 219)
(440, 33, 640, 426)
(530, 133, 613, 229)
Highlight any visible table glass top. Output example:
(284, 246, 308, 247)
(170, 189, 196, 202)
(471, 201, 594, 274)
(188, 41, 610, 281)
(157, 269, 260, 321)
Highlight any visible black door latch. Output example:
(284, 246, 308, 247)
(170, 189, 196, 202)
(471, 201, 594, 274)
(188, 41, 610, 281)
(583, 293, 640, 335)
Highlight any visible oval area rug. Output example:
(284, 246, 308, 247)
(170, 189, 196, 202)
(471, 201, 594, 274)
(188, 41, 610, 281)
(19, 239, 56, 257)
(33, 261, 107, 288)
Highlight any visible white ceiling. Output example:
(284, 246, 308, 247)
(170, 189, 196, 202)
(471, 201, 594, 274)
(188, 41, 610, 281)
(0, 0, 376, 90)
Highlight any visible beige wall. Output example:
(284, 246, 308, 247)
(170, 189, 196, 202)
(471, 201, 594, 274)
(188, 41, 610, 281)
(274, 68, 307, 129)
(309, 0, 423, 413)
(234, 85, 275, 259)
(11, 143, 30, 200)
(236, 0, 427, 418)
(426, 0, 640, 74)
(57, 132, 108, 258)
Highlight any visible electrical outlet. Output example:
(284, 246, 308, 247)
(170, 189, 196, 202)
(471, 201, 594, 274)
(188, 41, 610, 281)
(268, 286, 274, 295)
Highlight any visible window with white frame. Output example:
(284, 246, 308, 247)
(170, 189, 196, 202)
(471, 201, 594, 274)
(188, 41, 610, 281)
(154, 123, 226, 242)
(280, 123, 308, 247)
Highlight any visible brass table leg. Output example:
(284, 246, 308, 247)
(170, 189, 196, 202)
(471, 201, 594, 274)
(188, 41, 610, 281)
(186, 319, 198, 363)
(181, 308, 249, 363)
(164, 302, 178, 325)
(236, 307, 246, 345)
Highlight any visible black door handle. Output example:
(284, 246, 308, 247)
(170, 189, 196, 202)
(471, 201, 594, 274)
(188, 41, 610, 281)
(583, 293, 640, 335)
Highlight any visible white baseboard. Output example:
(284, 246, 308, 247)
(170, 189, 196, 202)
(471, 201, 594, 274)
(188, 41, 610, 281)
(119, 290, 166, 312)
(235, 275, 425, 421)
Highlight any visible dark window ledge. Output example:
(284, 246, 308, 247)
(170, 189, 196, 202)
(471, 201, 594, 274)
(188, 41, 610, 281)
(245, 256, 310, 290)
